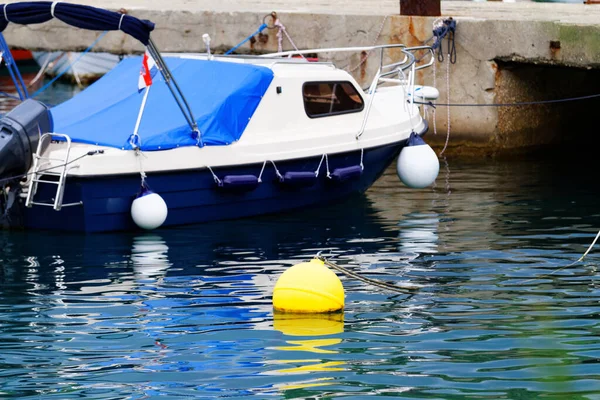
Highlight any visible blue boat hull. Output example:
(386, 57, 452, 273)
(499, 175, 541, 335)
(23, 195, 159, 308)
(22, 137, 415, 232)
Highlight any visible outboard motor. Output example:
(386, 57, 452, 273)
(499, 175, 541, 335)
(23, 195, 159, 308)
(0, 99, 53, 180)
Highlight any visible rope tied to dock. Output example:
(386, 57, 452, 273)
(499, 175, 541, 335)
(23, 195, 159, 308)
(274, 18, 304, 59)
(413, 92, 600, 108)
(225, 23, 268, 55)
(432, 17, 457, 64)
(516, 228, 600, 285)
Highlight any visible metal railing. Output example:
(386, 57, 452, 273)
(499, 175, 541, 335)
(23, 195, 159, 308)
(260, 44, 434, 73)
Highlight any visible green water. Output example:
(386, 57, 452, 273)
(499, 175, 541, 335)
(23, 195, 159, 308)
(1, 73, 600, 399)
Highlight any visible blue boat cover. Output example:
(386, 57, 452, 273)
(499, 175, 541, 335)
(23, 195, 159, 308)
(0, 2, 154, 45)
(50, 57, 274, 150)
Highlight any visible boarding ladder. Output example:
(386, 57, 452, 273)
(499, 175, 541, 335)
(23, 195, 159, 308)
(25, 133, 81, 211)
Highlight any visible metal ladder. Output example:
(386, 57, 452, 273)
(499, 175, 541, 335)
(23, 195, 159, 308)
(25, 133, 82, 211)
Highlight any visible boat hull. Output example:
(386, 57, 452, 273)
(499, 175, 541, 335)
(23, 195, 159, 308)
(22, 139, 412, 233)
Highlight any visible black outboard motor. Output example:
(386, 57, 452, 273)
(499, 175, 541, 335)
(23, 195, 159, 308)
(0, 99, 53, 180)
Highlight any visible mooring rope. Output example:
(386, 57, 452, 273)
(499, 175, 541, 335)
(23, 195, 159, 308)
(318, 256, 422, 294)
(225, 23, 268, 55)
(439, 50, 451, 156)
(274, 18, 304, 58)
(415, 93, 600, 108)
(516, 228, 600, 285)
(319, 225, 600, 291)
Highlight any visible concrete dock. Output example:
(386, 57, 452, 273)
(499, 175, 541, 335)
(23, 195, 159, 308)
(5, 1, 600, 155)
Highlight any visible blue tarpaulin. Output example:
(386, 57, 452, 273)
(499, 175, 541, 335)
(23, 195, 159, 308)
(0, 2, 154, 45)
(50, 57, 274, 150)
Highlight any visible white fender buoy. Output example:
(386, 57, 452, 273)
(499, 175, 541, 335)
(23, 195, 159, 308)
(413, 85, 440, 102)
(397, 132, 439, 189)
(131, 185, 168, 230)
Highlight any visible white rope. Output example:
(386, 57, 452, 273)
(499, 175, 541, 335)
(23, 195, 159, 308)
(118, 13, 125, 31)
(257, 161, 267, 183)
(3, 4, 9, 22)
(258, 160, 283, 182)
(360, 148, 364, 170)
(578, 229, 600, 263)
(135, 148, 147, 186)
(315, 154, 325, 177)
(398, 67, 418, 135)
(518, 228, 600, 285)
(51, 1, 60, 18)
(270, 160, 283, 180)
(274, 19, 305, 59)
(439, 53, 451, 156)
(206, 166, 222, 185)
(325, 154, 331, 178)
(432, 58, 437, 136)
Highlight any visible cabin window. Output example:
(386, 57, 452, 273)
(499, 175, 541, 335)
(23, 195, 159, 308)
(303, 81, 364, 118)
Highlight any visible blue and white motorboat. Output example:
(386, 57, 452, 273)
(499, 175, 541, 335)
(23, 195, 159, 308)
(0, 2, 439, 232)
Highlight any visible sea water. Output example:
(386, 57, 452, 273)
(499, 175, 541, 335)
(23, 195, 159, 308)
(1, 75, 600, 399)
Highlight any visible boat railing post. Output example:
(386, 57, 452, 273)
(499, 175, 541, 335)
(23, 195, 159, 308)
(356, 67, 382, 140)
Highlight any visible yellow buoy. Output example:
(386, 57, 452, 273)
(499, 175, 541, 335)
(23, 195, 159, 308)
(273, 311, 344, 336)
(273, 258, 344, 313)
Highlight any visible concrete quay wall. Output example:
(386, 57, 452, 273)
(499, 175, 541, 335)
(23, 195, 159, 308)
(5, 1, 600, 155)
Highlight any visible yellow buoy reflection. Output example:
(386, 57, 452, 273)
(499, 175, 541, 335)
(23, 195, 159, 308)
(271, 311, 346, 390)
(275, 360, 345, 374)
(277, 339, 342, 354)
(273, 311, 344, 337)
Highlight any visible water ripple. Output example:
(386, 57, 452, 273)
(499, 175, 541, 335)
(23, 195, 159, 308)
(2, 153, 600, 398)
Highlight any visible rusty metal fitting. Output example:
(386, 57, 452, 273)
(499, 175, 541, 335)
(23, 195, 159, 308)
(263, 12, 277, 29)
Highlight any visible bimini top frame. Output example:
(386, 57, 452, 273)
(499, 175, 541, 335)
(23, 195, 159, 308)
(0, 1, 154, 44)
(0, 1, 199, 141)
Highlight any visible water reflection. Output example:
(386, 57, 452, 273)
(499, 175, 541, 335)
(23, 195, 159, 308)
(270, 312, 345, 390)
(130, 234, 171, 278)
(2, 152, 600, 398)
(0, 69, 83, 113)
(0, 196, 398, 294)
(397, 212, 439, 254)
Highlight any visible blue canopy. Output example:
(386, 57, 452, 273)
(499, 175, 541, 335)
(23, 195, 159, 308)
(50, 57, 274, 150)
(0, 2, 154, 45)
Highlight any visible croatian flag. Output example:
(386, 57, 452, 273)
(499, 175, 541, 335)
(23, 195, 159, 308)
(138, 49, 157, 91)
